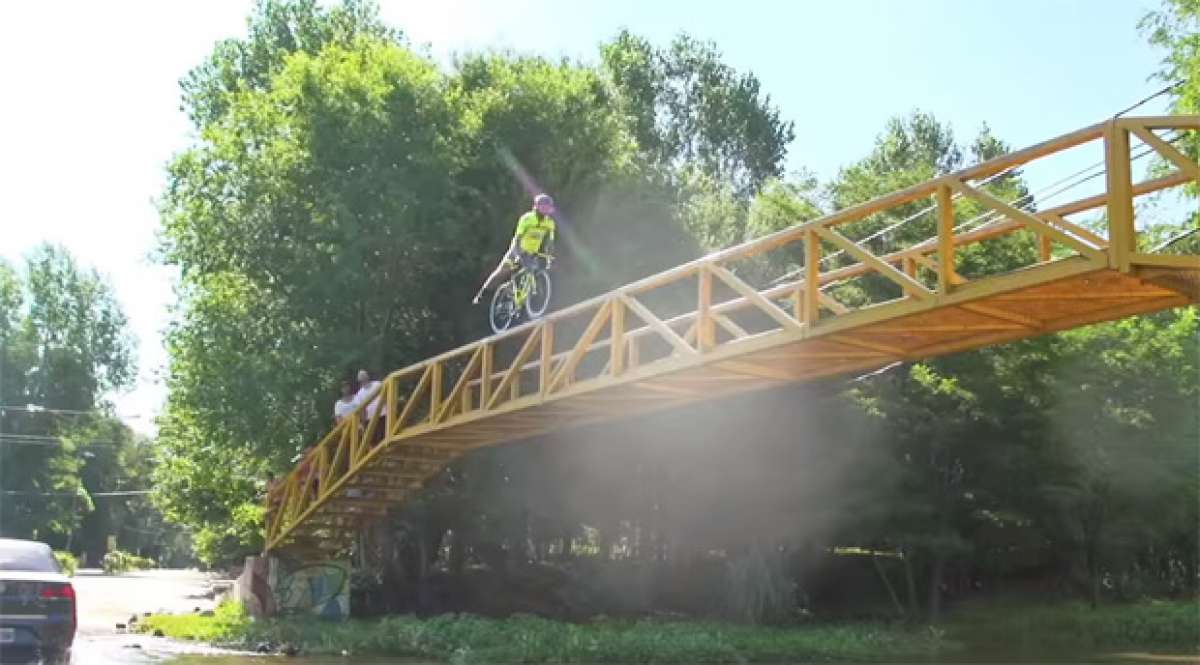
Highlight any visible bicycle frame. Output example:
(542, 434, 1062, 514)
(506, 253, 551, 307)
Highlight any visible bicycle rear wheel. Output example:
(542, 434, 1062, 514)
(524, 269, 552, 318)
(490, 282, 519, 334)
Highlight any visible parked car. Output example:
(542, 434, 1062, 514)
(0, 539, 75, 664)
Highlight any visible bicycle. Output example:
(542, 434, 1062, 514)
(489, 253, 552, 333)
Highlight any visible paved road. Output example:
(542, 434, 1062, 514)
(64, 570, 393, 664)
(69, 569, 238, 664)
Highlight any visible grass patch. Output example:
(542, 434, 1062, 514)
(101, 549, 155, 575)
(142, 599, 1198, 662)
(142, 603, 949, 662)
(247, 614, 950, 663)
(139, 601, 250, 642)
(947, 598, 1200, 655)
(52, 551, 77, 577)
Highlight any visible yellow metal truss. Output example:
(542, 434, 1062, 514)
(265, 116, 1200, 555)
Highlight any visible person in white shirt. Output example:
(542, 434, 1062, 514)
(333, 379, 356, 425)
(354, 369, 386, 444)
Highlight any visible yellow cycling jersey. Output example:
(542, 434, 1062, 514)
(514, 211, 555, 254)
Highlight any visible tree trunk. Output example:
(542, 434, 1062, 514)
(417, 531, 429, 580)
(872, 554, 906, 618)
(509, 507, 529, 570)
(599, 527, 613, 561)
(449, 530, 466, 577)
(1087, 540, 1101, 609)
(1083, 499, 1104, 609)
(1185, 546, 1198, 597)
(902, 547, 920, 619)
(928, 552, 946, 623)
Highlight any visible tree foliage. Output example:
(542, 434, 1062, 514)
(1142, 0, 1200, 162)
(0, 246, 184, 563)
(156, 1, 796, 563)
(601, 30, 795, 197)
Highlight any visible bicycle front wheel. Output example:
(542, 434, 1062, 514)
(490, 282, 520, 334)
(524, 269, 552, 318)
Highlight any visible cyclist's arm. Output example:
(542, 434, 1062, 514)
(543, 220, 557, 256)
(513, 214, 532, 244)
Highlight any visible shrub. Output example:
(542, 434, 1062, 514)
(102, 549, 155, 575)
(53, 551, 77, 577)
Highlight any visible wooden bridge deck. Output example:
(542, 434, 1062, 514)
(264, 116, 1200, 555)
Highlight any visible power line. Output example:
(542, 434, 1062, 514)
(806, 132, 1179, 299)
(0, 404, 146, 418)
(1152, 225, 1200, 252)
(1, 490, 153, 497)
(1114, 80, 1184, 118)
(768, 92, 1189, 291)
(0, 405, 100, 415)
(779, 163, 1023, 283)
(850, 361, 904, 383)
(0, 434, 125, 448)
(766, 132, 1138, 290)
(948, 131, 1177, 241)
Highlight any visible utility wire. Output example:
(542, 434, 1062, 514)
(768, 133, 1159, 290)
(1114, 81, 1184, 118)
(1, 490, 153, 497)
(948, 133, 1178, 241)
(767, 164, 1023, 288)
(0, 434, 125, 447)
(1152, 225, 1200, 252)
(808, 133, 1179, 297)
(0, 405, 105, 415)
(0, 404, 145, 419)
(766, 89, 1189, 291)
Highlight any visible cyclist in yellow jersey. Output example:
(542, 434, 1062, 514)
(473, 193, 557, 305)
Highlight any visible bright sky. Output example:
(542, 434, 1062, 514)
(0, 0, 1174, 434)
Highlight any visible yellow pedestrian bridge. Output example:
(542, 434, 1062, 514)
(265, 116, 1200, 555)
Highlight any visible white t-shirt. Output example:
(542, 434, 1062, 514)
(333, 397, 356, 422)
(354, 381, 385, 418)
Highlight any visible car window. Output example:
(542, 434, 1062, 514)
(0, 541, 61, 573)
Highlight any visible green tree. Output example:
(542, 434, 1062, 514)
(181, 0, 398, 129)
(156, 8, 702, 563)
(0, 245, 137, 546)
(1046, 310, 1199, 604)
(820, 113, 1062, 622)
(158, 35, 458, 562)
(1142, 0, 1200, 164)
(601, 30, 795, 197)
(446, 51, 694, 305)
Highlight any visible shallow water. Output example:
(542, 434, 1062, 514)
(162, 652, 434, 657)
(64, 642, 1196, 665)
(148, 650, 1199, 664)
(69, 635, 434, 665)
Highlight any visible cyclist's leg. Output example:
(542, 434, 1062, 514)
(474, 251, 517, 303)
(517, 250, 540, 274)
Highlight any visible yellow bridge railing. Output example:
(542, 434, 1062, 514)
(265, 116, 1200, 554)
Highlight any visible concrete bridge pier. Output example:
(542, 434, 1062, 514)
(235, 554, 350, 620)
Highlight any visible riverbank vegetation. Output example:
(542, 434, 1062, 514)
(141, 601, 948, 662)
(141, 598, 1197, 661)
